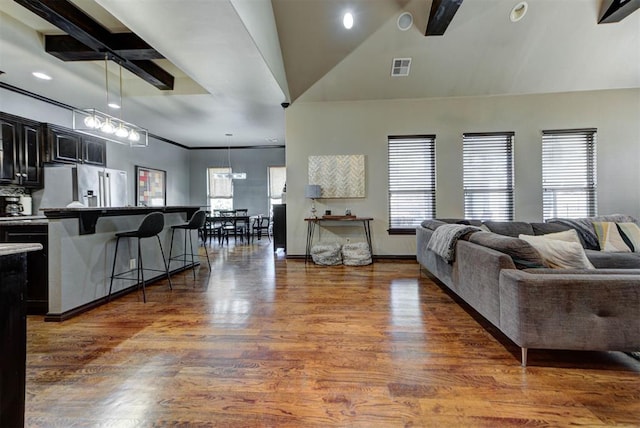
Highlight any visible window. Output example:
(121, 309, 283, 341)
(207, 167, 233, 210)
(542, 128, 597, 220)
(387, 135, 436, 234)
(268, 166, 286, 213)
(463, 132, 514, 221)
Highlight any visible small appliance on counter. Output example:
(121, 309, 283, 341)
(2, 196, 24, 216)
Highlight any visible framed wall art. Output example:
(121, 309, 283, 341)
(136, 165, 166, 207)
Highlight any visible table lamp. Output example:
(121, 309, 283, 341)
(304, 184, 322, 218)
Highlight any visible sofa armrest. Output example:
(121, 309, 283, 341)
(499, 269, 640, 351)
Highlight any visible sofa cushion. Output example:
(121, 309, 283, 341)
(519, 234, 595, 269)
(584, 249, 640, 269)
(592, 221, 632, 252)
(420, 219, 447, 230)
(537, 228, 582, 244)
(437, 218, 483, 227)
(468, 231, 545, 269)
(531, 222, 571, 236)
(483, 221, 534, 237)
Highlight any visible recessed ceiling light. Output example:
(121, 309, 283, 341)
(397, 12, 413, 31)
(510, 1, 528, 22)
(108, 102, 121, 109)
(32, 72, 52, 80)
(343, 12, 354, 29)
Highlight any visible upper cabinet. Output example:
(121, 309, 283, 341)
(0, 113, 43, 188)
(44, 124, 107, 167)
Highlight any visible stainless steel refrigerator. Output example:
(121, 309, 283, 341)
(39, 164, 128, 208)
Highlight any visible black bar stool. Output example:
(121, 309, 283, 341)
(108, 212, 172, 303)
(168, 210, 211, 280)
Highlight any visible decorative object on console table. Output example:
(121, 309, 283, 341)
(304, 184, 321, 218)
(273, 204, 286, 252)
(136, 166, 166, 207)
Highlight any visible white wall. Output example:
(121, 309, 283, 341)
(285, 88, 640, 257)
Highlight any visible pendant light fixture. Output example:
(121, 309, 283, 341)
(73, 54, 148, 147)
(212, 133, 247, 180)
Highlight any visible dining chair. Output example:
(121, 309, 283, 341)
(219, 210, 239, 244)
(252, 214, 271, 242)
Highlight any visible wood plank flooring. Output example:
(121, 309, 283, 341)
(25, 240, 640, 427)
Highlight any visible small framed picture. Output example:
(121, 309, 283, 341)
(135, 165, 166, 207)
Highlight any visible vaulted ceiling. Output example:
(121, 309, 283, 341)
(0, 0, 638, 148)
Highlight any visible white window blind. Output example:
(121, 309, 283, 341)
(542, 128, 597, 220)
(388, 135, 436, 233)
(463, 132, 514, 221)
(268, 165, 286, 212)
(207, 167, 233, 210)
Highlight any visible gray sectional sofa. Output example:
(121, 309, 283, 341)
(416, 216, 640, 366)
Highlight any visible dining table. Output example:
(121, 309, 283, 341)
(204, 212, 254, 244)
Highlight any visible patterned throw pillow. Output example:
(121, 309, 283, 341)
(592, 221, 632, 252)
(617, 222, 640, 252)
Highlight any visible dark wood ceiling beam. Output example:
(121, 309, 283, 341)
(46, 35, 165, 61)
(13, 0, 173, 90)
(425, 0, 464, 36)
(598, 0, 640, 23)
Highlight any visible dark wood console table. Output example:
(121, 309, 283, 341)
(304, 217, 373, 263)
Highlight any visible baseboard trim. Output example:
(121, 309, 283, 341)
(44, 263, 199, 322)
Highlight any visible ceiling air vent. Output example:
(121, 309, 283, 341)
(391, 58, 411, 77)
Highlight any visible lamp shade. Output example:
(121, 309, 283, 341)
(305, 184, 321, 199)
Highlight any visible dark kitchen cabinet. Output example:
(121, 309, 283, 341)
(45, 125, 107, 167)
(0, 224, 48, 315)
(0, 252, 27, 428)
(82, 136, 107, 165)
(273, 204, 286, 252)
(0, 112, 44, 188)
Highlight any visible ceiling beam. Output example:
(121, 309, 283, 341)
(598, 0, 640, 23)
(45, 34, 165, 61)
(13, 0, 174, 90)
(425, 0, 464, 36)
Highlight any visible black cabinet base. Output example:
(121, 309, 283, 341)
(0, 253, 27, 428)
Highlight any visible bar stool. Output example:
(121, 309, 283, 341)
(108, 212, 172, 303)
(168, 210, 211, 280)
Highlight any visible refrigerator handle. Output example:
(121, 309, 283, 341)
(104, 172, 111, 207)
(98, 171, 106, 207)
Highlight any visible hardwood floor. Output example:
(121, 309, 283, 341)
(26, 240, 640, 427)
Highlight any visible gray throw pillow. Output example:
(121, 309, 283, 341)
(531, 222, 571, 236)
(468, 231, 545, 269)
(482, 221, 535, 237)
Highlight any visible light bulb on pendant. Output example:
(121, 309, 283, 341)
(128, 129, 140, 142)
(115, 124, 129, 138)
(84, 114, 102, 129)
(101, 119, 115, 134)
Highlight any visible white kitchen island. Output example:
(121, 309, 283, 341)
(42, 206, 201, 321)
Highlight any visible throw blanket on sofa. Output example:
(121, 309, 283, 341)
(427, 224, 481, 263)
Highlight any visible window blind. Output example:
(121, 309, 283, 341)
(268, 166, 286, 198)
(207, 167, 232, 198)
(463, 132, 514, 221)
(387, 135, 436, 233)
(542, 128, 597, 219)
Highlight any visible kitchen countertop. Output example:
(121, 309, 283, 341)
(0, 216, 48, 226)
(0, 243, 43, 256)
(42, 206, 201, 235)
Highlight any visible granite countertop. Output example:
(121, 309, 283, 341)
(0, 216, 48, 226)
(0, 243, 43, 256)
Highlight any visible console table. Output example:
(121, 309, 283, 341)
(304, 217, 373, 263)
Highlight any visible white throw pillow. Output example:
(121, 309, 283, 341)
(540, 228, 582, 245)
(519, 234, 595, 269)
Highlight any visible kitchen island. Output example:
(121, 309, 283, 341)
(42, 206, 201, 321)
(0, 243, 43, 428)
